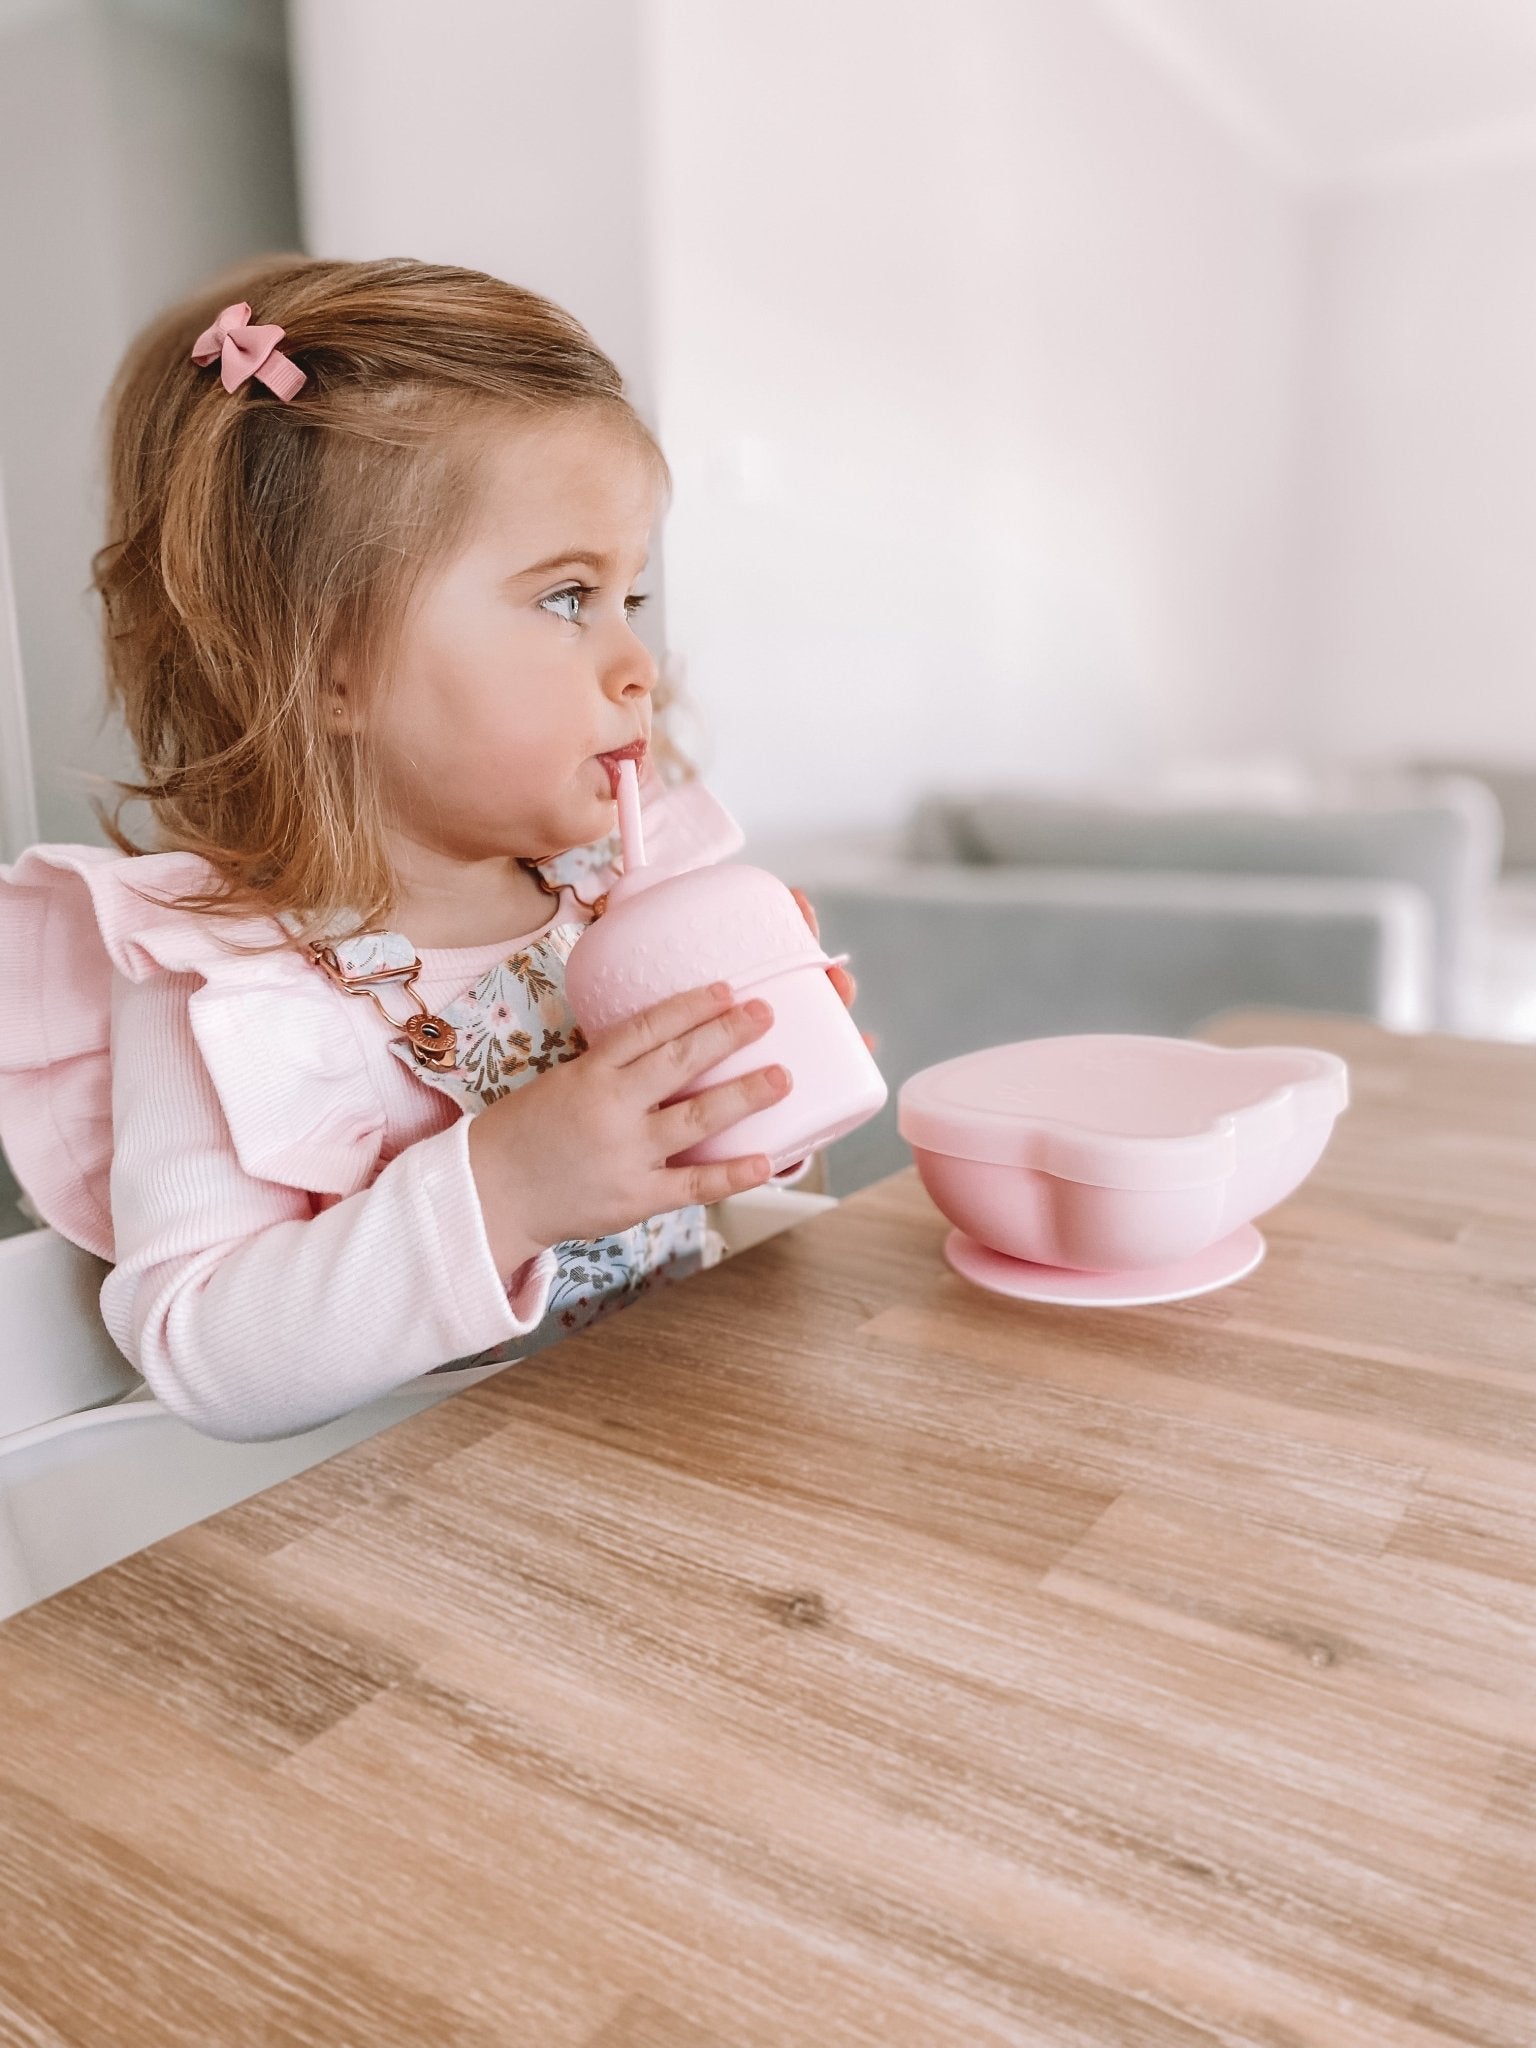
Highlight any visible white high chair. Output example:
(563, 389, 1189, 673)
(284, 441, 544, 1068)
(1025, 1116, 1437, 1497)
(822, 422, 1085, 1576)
(0, 1191, 833, 1619)
(0, 1222, 496, 1618)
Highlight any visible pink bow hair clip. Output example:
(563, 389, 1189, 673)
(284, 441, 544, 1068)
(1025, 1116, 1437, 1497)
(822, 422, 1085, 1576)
(190, 301, 306, 402)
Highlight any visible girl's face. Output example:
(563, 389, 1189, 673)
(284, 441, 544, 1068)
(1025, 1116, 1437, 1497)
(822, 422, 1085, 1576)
(357, 408, 662, 867)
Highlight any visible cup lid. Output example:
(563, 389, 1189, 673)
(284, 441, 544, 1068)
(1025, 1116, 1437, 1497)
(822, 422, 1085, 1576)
(566, 862, 835, 1033)
(898, 1036, 1349, 1190)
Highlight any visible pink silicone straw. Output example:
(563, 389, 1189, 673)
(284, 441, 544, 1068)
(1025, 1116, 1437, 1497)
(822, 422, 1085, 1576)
(616, 756, 647, 873)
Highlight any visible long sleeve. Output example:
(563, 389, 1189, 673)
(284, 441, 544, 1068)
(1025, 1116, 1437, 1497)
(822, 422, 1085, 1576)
(100, 967, 556, 1441)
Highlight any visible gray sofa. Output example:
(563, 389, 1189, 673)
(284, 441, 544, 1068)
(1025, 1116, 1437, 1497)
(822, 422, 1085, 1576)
(906, 775, 1498, 1035)
(764, 775, 1498, 1194)
(1409, 759, 1536, 1040)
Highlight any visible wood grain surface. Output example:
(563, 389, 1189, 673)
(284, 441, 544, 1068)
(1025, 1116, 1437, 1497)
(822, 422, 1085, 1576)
(2, 1012, 1533, 2047)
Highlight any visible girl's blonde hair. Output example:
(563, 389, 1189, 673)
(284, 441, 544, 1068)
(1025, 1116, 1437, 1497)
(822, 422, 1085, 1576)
(95, 253, 674, 940)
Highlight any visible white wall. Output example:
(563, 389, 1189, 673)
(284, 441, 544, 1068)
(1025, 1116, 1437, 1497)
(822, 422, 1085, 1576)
(1301, 155, 1536, 767)
(0, 7, 130, 851)
(651, 0, 1311, 835)
(0, 0, 297, 849)
(290, 0, 656, 417)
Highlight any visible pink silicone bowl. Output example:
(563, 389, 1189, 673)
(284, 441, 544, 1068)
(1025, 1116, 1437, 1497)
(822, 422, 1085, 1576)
(898, 1035, 1349, 1272)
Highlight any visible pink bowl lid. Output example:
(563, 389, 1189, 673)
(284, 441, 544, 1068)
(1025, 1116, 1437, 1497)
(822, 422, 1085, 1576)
(898, 1035, 1349, 1190)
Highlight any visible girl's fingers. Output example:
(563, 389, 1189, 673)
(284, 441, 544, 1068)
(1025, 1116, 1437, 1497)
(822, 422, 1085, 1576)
(670, 1151, 775, 1206)
(791, 889, 853, 1008)
(595, 981, 738, 1067)
(634, 994, 775, 1096)
(655, 1061, 791, 1158)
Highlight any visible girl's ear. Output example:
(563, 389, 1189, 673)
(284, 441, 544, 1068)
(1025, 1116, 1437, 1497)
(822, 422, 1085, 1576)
(327, 670, 363, 737)
(329, 692, 358, 735)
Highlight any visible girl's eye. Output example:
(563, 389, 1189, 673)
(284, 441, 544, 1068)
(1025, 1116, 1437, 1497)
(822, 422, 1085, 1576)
(539, 584, 591, 624)
(539, 585, 651, 625)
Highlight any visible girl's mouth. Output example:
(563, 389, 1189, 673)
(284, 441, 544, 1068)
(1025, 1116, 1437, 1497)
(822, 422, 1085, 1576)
(596, 739, 648, 796)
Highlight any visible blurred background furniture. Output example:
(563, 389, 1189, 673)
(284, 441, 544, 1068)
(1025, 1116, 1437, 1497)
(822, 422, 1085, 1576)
(908, 771, 1498, 1028)
(1410, 757, 1536, 1040)
(1412, 760, 1536, 876)
(764, 769, 1499, 1194)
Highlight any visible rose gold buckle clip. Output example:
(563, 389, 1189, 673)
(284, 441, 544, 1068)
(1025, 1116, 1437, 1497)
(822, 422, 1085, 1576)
(308, 943, 460, 1072)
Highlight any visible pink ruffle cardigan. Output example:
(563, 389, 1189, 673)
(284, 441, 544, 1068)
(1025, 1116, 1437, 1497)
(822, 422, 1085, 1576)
(0, 776, 744, 1441)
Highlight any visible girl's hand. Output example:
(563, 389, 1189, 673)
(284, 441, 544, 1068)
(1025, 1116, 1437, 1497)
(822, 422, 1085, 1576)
(468, 982, 789, 1270)
(790, 887, 876, 1052)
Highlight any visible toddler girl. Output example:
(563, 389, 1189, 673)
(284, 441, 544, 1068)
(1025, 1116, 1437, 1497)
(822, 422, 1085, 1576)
(0, 256, 852, 1441)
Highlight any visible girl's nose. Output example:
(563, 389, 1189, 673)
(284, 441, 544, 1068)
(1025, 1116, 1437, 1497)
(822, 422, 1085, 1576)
(605, 633, 658, 704)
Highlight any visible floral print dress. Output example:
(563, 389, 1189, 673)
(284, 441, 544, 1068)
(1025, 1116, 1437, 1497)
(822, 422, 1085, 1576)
(321, 903, 714, 1371)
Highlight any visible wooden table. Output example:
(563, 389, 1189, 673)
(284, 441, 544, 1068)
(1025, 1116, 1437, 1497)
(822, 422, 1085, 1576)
(2, 1012, 1533, 2047)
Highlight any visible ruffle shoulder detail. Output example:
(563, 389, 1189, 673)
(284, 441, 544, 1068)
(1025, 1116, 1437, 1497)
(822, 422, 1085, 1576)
(0, 777, 746, 1263)
(0, 846, 386, 1259)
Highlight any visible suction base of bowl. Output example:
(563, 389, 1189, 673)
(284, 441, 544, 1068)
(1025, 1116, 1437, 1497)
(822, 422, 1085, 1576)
(944, 1223, 1265, 1307)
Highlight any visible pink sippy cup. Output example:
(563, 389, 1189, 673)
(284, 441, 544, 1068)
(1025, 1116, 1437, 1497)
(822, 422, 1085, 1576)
(564, 760, 888, 1174)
